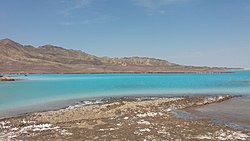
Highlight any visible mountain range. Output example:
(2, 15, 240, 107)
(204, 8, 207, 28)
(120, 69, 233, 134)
(0, 38, 227, 74)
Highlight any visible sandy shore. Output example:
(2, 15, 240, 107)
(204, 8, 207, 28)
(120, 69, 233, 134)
(1, 95, 250, 140)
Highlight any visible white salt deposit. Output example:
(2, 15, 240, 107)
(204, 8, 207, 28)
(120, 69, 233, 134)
(136, 112, 158, 118)
(32, 124, 59, 131)
(0, 121, 11, 129)
(60, 129, 73, 136)
(0, 123, 71, 140)
(124, 117, 129, 120)
(10, 127, 19, 131)
(139, 128, 151, 132)
(137, 120, 151, 125)
(99, 128, 119, 131)
(194, 130, 250, 140)
(66, 100, 103, 110)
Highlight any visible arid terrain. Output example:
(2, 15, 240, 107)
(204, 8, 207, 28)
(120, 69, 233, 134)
(1, 95, 250, 140)
(0, 38, 229, 74)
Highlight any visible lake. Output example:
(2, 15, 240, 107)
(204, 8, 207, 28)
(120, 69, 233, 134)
(0, 70, 250, 118)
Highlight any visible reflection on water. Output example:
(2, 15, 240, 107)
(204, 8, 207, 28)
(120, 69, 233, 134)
(186, 96, 250, 129)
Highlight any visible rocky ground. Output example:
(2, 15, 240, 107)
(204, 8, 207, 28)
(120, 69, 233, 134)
(1, 95, 250, 141)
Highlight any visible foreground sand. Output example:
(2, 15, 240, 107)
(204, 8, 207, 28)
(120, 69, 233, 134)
(1, 95, 250, 140)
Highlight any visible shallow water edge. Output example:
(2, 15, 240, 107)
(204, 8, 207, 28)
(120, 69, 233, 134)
(0, 93, 235, 119)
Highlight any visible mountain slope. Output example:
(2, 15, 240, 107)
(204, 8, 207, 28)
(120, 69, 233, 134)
(0, 38, 226, 73)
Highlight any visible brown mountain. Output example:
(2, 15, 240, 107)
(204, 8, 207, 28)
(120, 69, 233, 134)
(0, 38, 226, 74)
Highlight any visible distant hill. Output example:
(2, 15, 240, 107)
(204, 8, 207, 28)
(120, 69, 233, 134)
(0, 38, 227, 74)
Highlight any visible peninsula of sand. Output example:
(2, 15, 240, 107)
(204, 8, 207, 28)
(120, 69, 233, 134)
(1, 95, 250, 140)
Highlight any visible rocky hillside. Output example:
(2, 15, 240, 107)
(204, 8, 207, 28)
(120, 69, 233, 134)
(0, 38, 226, 73)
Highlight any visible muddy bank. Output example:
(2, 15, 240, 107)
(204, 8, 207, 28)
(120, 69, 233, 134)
(183, 96, 250, 130)
(0, 95, 250, 140)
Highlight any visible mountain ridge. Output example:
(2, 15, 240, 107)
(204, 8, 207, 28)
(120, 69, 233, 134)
(0, 38, 227, 74)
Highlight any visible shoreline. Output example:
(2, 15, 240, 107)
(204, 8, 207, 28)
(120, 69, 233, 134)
(1, 95, 249, 140)
(1, 68, 241, 75)
(0, 94, 238, 119)
(0, 95, 241, 120)
(1, 71, 236, 75)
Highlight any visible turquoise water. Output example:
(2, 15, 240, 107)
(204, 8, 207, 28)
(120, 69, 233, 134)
(0, 70, 250, 117)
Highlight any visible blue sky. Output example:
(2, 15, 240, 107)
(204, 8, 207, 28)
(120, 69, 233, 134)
(1, 0, 250, 68)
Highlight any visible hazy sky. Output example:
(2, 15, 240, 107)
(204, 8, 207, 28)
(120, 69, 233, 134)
(1, 0, 250, 68)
